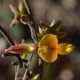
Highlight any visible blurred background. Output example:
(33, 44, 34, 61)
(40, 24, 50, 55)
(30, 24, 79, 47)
(0, 0, 80, 80)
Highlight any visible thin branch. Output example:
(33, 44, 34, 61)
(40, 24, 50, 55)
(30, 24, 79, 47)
(22, 69, 28, 80)
(15, 65, 19, 80)
(28, 23, 38, 44)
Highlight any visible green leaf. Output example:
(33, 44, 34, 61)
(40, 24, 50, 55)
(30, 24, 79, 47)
(52, 20, 61, 31)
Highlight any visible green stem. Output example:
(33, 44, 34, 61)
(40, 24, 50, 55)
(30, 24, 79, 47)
(42, 62, 52, 80)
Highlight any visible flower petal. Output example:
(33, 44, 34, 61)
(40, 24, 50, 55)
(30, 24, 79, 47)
(39, 34, 58, 49)
(38, 34, 58, 63)
(58, 43, 74, 55)
(38, 45, 57, 63)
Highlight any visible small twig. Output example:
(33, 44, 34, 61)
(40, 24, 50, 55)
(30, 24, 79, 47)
(22, 69, 28, 80)
(15, 65, 19, 80)
(29, 23, 38, 44)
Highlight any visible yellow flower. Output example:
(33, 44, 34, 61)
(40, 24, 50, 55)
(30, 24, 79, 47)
(38, 34, 74, 63)
(5, 34, 74, 62)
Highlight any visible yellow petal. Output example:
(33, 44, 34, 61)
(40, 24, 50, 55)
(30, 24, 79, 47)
(39, 34, 58, 48)
(58, 43, 74, 55)
(38, 45, 57, 63)
(38, 34, 58, 63)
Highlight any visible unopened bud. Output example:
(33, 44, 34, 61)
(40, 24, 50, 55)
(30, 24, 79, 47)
(19, 2, 24, 13)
